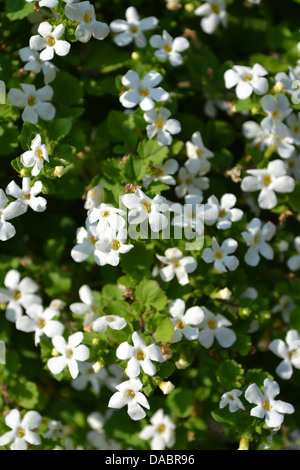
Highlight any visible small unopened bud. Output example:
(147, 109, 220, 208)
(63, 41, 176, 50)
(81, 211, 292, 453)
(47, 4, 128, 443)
(175, 357, 189, 369)
(158, 381, 175, 395)
(51, 347, 60, 357)
(238, 437, 249, 450)
(20, 168, 29, 177)
(272, 81, 285, 94)
(184, 3, 194, 12)
(53, 166, 64, 178)
(131, 52, 140, 61)
(92, 361, 104, 373)
(92, 337, 100, 346)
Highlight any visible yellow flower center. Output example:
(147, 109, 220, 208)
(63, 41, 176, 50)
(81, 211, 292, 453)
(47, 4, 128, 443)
(36, 149, 44, 160)
(139, 88, 149, 97)
(254, 234, 260, 245)
(176, 320, 186, 329)
(289, 349, 300, 359)
(13, 289, 22, 300)
(84, 13, 93, 23)
(142, 201, 152, 213)
(37, 318, 46, 329)
(227, 394, 234, 401)
(126, 389, 136, 398)
(156, 119, 164, 129)
(17, 428, 26, 438)
(110, 240, 121, 251)
(135, 350, 146, 361)
(262, 399, 271, 411)
(103, 210, 110, 217)
(215, 251, 223, 260)
(293, 126, 299, 134)
(196, 149, 203, 158)
(46, 36, 56, 47)
(153, 167, 165, 177)
(27, 95, 37, 107)
(22, 193, 31, 200)
(89, 236, 97, 245)
(208, 319, 216, 330)
(172, 258, 181, 267)
(243, 73, 253, 82)
(157, 424, 166, 433)
(218, 208, 227, 218)
(272, 110, 280, 120)
(130, 26, 138, 34)
(66, 348, 73, 358)
(185, 177, 192, 185)
(262, 175, 272, 186)
(211, 3, 220, 14)
(163, 44, 172, 53)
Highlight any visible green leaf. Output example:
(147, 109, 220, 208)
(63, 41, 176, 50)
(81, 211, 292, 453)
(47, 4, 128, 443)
(52, 71, 83, 106)
(137, 140, 169, 165)
(0, 123, 19, 155)
(107, 110, 138, 148)
(216, 360, 244, 389)
(135, 279, 168, 311)
(153, 315, 174, 344)
(121, 154, 146, 183)
(167, 388, 194, 418)
(10, 380, 41, 409)
(49, 118, 73, 142)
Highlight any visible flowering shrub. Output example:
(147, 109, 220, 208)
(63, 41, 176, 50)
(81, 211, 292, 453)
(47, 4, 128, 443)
(1, 0, 300, 451)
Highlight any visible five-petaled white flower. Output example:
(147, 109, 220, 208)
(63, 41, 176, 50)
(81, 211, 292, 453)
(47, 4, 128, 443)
(204, 193, 243, 230)
(92, 315, 127, 333)
(110, 6, 158, 48)
(65, 1, 109, 43)
(94, 227, 134, 267)
(245, 378, 295, 428)
(0, 269, 41, 323)
(241, 159, 295, 210)
(198, 307, 237, 348)
(16, 303, 64, 346)
(185, 131, 214, 174)
(194, 0, 227, 34)
(6, 177, 47, 213)
(139, 409, 176, 450)
(175, 165, 210, 199)
(71, 361, 108, 395)
(0, 409, 42, 450)
(155, 247, 198, 285)
(84, 183, 105, 210)
(30, 22, 71, 61)
(20, 134, 49, 177)
(7, 83, 55, 124)
(122, 188, 170, 233)
(108, 377, 150, 421)
(143, 158, 179, 189)
(70, 284, 99, 327)
(0, 190, 27, 242)
(19, 46, 58, 85)
(219, 389, 245, 413)
(224, 64, 268, 99)
(261, 94, 292, 133)
(150, 30, 189, 66)
(87, 202, 126, 233)
(269, 330, 300, 380)
(143, 107, 181, 146)
(120, 70, 169, 111)
(47, 331, 90, 379)
(168, 298, 204, 343)
(116, 331, 164, 378)
(71, 218, 100, 263)
(241, 217, 276, 266)
(202, 237, 239, 272)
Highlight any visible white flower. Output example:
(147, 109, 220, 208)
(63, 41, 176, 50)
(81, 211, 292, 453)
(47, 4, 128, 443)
(16, 303, 64, 346)
(122, 188, 170, 233)
(168, 298, 204, 343)
(94, 227, 134, 267)
(29, 22, 71, 61)
(261, 94, 292, 133)
(219, 389, 245, 413)
(156, 247, 197, 286)
(108, 377, 150, 421)
(224, 63, 268, 99)
(110, 6, 158, 48)
(175, 166, 210, 199)
(185, 131, 214, 174)
(71, 362, 108, 395)
(204, 193, 243, 230)
(0, 190, 27, 242)
(86, 411, 121, 450)
(120, 70, 169, 111)
(245, 378, 295, 428)
(47, 331, 90, 379)
(7, 83, 55, 124)
(286, 112, 300, 142)
(198, 307, 237, 348)
(43, 420, 64, 440)
(269, 330, 300, 380)
(275, 66, 300, 97)
(19, 47, 58, 84)
(0, 409, 41, 450)
(195, 0, 227, 34)
(6, 177, 47, 213)
(84, 183, 105, 210)
(20, 134, 49, 177)
(287, 236, 300, 271)
(139, 409, 176, 450)
(172, 194, 207, 236)
(271, 295, 296, 323)
(144, 107, 181, 146)
(241, 218, 276, 266)
(25, 0, 59, 7)
(71, 218, 100, 263)
(87, 202, 126, 233)
(70, 284, 99, 327)
(65, 1, 109, 43)
(202, 237, 239, 272)
(0, 269, 41, 322)
(92, 315, 127, 333)
(241, 159, 295, 210)
(247, 0, 261, 3)
(116, 331, 164, 378)
(143, 158, 179, 189)
(150, 30, 189, 66)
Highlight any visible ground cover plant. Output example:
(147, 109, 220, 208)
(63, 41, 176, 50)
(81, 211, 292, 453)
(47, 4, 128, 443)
(1, 0, 300, 451)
